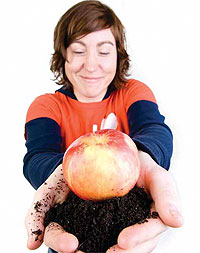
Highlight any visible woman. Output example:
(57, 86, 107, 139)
(24, 1, 183, 252)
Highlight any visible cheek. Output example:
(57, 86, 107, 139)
(102, 54, 117, 73)
(65, 59, 83, 75)
(102, 60, 117, 76)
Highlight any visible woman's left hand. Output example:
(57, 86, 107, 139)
(107, 151, 184, 253)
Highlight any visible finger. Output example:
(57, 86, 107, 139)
(100, 113, 118, 130)
(58, 252, 84, 253)
(25, 165, 70, 250)
(44, 222, 79, 252)
(25, 185, 55, 249)
(147, 166, 184, 228)
(57, 251, 85, 253)
(107, 235, 160, 253)
(107, 244, 132, 253)
(117, 208, 167, 250)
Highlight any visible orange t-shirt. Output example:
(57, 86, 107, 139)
(26, 79, 156, 150)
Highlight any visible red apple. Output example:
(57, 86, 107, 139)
(62, 129, 140, 201)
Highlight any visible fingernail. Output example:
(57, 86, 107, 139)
(27, 238, 34, 249)
(169, 206, 184, 224)
(27, 236, 33, 244)
(106, 246, 116, 252)
(169, 204, 182, 216)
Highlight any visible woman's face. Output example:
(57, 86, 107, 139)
(65, 28, 117, 102)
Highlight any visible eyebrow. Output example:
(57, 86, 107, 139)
(72, 40, 115, 47)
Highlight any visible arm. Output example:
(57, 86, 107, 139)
(23, 93, 65, 189)
(107, 86, 182, 252)
(23, 117, 64, 189)
(24, 103, 81, 251)
(128, 100, 173, 169)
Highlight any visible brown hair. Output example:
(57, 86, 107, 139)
(50, 0, 130, 90)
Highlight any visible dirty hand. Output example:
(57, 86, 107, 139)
(25, 112, 117, 253)
(107, 151, 184, 253)
(25, 164, 80, 253)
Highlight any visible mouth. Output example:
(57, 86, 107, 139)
(80, 76, 102, 82)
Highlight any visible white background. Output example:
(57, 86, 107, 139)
(0, 0, 199, 252)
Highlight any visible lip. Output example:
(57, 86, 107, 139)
(81, 76, 101, 80)
(80, 76, 102, 80)
(79, 76, 103, 84)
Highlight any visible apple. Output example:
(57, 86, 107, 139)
(62, 129, 140, 201)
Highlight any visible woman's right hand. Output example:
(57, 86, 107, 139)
(25, 164, 81, 253)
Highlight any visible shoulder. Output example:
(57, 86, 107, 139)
(120, 79, 157, 109)
(25, 93, 62, 124)
(124, 79, 156, 99)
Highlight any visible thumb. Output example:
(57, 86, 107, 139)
(25, 187, 54, 249)
(148, 167, 184, 228)
(100, 113, 118, 130)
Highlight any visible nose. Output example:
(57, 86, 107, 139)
(84, 52, 98, 72)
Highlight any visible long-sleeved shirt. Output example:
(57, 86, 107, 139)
(23, 79, 173, 189)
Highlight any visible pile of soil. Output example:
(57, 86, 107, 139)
(44, 186, 158, 252)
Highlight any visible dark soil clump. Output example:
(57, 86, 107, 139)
(44, 186, 158, 252)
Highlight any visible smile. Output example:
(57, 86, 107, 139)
(80, 76, 102, 82)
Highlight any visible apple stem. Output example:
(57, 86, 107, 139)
(93, 124, 98, 133)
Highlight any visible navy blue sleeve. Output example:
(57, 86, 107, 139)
(23, 117, 64, 189)
(127, 100, 173, 170)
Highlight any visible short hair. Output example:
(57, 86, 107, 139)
(50, 0, 130, 90)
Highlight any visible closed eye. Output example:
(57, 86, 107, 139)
(99, 52, 110, 55)
(73, 51, 85, 54)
